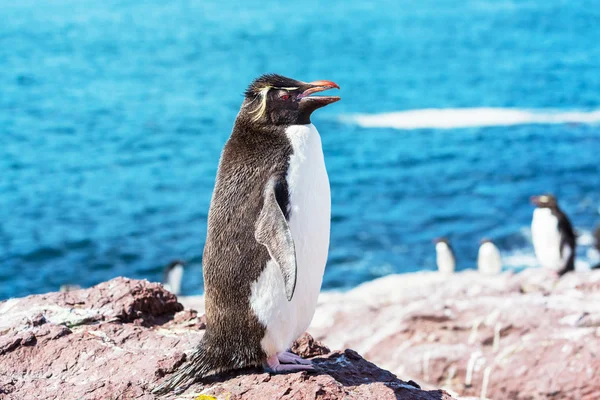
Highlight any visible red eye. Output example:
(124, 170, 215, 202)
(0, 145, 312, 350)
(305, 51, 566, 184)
(280, 94, 290, 101)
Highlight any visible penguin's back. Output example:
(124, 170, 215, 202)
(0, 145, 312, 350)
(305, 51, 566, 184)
(202, 129, 292, 367)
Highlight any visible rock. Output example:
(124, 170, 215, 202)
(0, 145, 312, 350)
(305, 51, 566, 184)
(0, 277, 454, 400)
(291, 332, 330, 358)
(306, 269, 600, 400)
(187, 346, 453, 400)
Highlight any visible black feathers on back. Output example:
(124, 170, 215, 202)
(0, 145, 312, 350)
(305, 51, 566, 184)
(554, 206, 576, 275)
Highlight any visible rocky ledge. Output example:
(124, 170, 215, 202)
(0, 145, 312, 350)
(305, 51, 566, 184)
(308, 269, 600, 400)
(0, 278, 454, 400)
(181, 269, 600, 399)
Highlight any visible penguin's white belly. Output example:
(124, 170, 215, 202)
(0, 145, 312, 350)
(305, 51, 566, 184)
(250, 124, 330, 356)
(435, 243, 455, 274)
(164, 264, 184, 295)
(477, 243, 502, 275)
(531, 208, 569, 271)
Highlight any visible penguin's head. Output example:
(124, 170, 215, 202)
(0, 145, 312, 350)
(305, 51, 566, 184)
(530, 194, 557, 208)
(433, 237, 450, 245)
(165, 259, 186, 270)
(433, 237, 452, 252)
(163, 259, 185, 280)
(241, 74, 340, 126)
(480, 238, 493, 245)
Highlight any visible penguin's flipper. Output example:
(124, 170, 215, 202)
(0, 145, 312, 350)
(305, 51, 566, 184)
(255, 176, 297, 301)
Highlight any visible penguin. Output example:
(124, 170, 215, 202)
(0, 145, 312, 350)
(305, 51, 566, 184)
(477, 239, 502, 275)
(434, 237, 456, 274)
(153, 74, 340, 394)
(59, 284, 82, 292)
(590, 224, 600, 270)
(162, 260, 185, 296)
(530, 194, 576, 276)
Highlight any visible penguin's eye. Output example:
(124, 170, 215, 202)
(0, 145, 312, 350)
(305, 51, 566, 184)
(280, 94, 290, 101)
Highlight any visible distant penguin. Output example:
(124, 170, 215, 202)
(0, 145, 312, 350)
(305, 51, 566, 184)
(531, 194, 576, 276)
(591, 224, 600, 270)
(434, 237, 456, 274)
(477, 239, 502, 275)
(154, 74, 340, 394)
(59, 284, 82, 292)
(162, 260, 185, 296)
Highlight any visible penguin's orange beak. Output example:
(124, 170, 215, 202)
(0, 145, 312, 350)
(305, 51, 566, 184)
(298, 80, 340, 105)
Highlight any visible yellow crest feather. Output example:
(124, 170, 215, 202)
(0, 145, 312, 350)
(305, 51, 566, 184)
(248, 86, 299, 122)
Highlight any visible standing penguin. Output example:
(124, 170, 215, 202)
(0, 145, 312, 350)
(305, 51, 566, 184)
(477, 239, 502, 275)
(434, 237, 456, 274)
(154, 74, 340, 394)
(530, 194, 576, 276)
(162, 260, 185, 296)
(589, 224, 600, 270)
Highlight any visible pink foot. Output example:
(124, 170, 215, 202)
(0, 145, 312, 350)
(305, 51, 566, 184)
(265, 354, 314, 373)
(277, 351, 312, 365)
(548, 270, 560, 280)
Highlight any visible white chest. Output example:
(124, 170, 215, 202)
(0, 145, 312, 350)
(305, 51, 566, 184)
(250, 124, 331, 356)
(477, 242, 502, 275)
(531, 208, 568, 270)
(435, 242, 456, 274)
(164, 264, 184, 295)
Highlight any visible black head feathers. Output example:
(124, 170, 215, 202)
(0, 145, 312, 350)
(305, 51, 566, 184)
(239, 74, 339, 126)
(531, 194, 558, 209)
(244, 74, 302, 98)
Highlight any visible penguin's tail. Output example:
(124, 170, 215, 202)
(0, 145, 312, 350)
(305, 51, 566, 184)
(152, 337, 216, 396)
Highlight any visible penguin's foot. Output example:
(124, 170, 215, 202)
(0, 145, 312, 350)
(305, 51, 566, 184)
(277, 351, 312, 365)
(265, 354, 314, 373)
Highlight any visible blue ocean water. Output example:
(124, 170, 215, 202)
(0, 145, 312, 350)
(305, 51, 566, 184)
(1, 0, 599, 300)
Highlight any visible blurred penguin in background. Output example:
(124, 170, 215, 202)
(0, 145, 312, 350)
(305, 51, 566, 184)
(477, 239, 502, 275)
(591, 225, 600, 269)
(434, 237, 456, 274)
(530, 194, 576, 276)
(163, 260, 185, 295)
(59, 284, 82, 292)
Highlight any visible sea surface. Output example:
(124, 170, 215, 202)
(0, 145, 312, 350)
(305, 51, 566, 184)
(2, 0, 600, 300)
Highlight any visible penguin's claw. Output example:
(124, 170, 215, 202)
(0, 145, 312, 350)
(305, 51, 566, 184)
(265, 354, 314, 373)
(277, 351, 313, 365)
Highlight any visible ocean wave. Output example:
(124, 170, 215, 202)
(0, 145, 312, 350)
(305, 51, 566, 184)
(342, 108, 600, 130)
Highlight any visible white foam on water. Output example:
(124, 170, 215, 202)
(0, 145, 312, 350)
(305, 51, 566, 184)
(342, 108, 600, 130)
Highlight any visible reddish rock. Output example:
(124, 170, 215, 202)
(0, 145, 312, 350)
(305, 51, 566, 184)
(166, 309, 207, 330)
(0, 277, 454, 400)
(307, 269, 600, 400)
(176, 335, 453, 400)
(291, 332, 331, 358)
